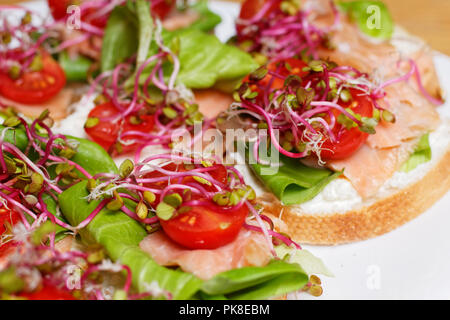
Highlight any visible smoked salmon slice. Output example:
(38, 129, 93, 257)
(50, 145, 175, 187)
(307, 0, 443, 197)
(366, 83, 440, 149)
(162, 10, 200, 31)
(195, 89, 234, 120)
(328, 141, 416, 198)
(311, 0, 442, 100)
(140, 229, 272, 280)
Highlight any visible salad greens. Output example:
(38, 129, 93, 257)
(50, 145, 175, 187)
(338, 0, 394, 40)
(401, 133, 432, 173)
(101, 2, 139, 72)
(0, 125, 29, 152)
(136, 0, 153, 68)
(187, 1, 222, 34)
(101, 0, 257, 89)
(101, 0, 222, 72)
(66, 135, 118, 176)
(250, 154, 341, 205)
(147, 28, 259, 89)
(59, 181, 309, 300)
(200, 260, 308, 300)
(0, 125, 118, 176)
(58, 51, 94, 82)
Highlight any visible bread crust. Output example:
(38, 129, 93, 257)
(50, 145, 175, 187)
(260, 149, 450, 245)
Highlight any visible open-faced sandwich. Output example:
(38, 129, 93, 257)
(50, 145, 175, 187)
(217, 0, 449, 244)
(0, 0, 448, 300)
(0, 0, 332, 300)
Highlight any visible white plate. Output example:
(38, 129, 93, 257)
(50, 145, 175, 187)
(17, 0, 450, 299)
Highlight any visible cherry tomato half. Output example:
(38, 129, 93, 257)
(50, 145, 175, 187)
(0, 207, 20, 259)
(243, 58, 308, 105)
(237, 0, 282, 35)
(243, 57, 374, 161)
(245, 58, 308, 90)
(85, 101, 155, 153)
(151, 0, 176, 20)
(0, 52, 66, 105)
(160, 204, 249, 250)
(239, 0, 281, 20)
(143, 162, 247, 249)
(20, 282, 75, 300)
(320, 89, 374, 160)
(47, 0, 71, 21)
(0, 207, 19, 235)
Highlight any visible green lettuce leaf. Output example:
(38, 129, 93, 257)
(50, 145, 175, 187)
(162, 28, 258, 88)
(201, 260, 308, 300)
(0, 125, 117, 241)
(0, 125, 29, 151)
(401, 133, 432, 172)
(66, 136, 118, 176)
(101, 3, 139, 72)
(188, 0, 222, 33)
(58, 51, 93, 82)
(0, 125, 117, 176)
(338, 0, 394, 40)
(135, 0, 153, 67)
(132, 26, 258, 89)
(250, 155, 341, 205)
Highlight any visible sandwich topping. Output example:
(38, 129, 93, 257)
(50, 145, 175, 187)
(226, 57, 384, 164)
(0, 0, 447, 300)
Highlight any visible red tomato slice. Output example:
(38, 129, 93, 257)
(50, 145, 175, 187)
(143, 162, 245, 249)
(48, 0, 175, 26)
(0, 52, 66, 105)
(20, 282, 75, 300)
(47, 0, 71, 21)
(237, 0, 282, 36)
(0, 207, 19, 235)
(243, 58, 308, 104)
(239, 0, 281, 20)
(244, 57, 374, 161)
(151, 0, 176, 20)
(0, 207, 20, 259)
(85, 101, 155, 153)
(267, 58, 308, 89)
(320, 89, 374, 160)
(244, 58, 308, 88)
(160, 204, 249, 250)
(0, 241, 16, 259)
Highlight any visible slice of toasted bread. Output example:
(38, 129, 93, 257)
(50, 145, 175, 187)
(258, 147, 450, 245)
